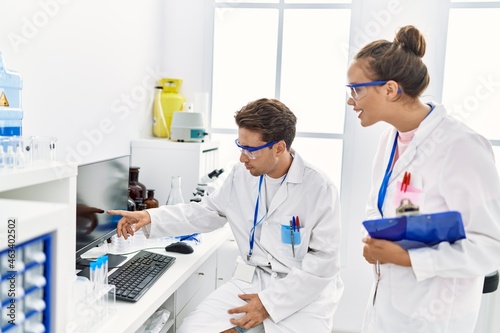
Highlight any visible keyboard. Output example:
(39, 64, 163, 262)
(108, 250, 176, 302)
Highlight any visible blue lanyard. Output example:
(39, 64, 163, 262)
(247, 174, 287, 260)
(248, 175, 265, 260)
(377, 133, 399, 217)
(376, 104, 435, 217)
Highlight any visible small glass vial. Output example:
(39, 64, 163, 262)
(0, 145, 5, 167)
(166, 176, 184, 205)
(144, 189, 159, 209)
(15, 144, 25, 168)
(5, 145, 16, 168)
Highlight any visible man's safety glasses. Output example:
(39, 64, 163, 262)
(346, 80, 401, 101)
(235, 139, 277, 160)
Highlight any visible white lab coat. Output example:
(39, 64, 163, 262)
(363, 103, 500, 333)
(144, 152, 344, 333)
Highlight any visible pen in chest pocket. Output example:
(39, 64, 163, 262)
(401, 171, 411, 192)
(290, 217, 296, 257)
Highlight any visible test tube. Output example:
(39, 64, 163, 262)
(89, 261, 96, 289)
(102, 255, 109, 285)
(24, 241, 46, 265)
(24, 266, 46, 290)
(97, 258, 103, 287)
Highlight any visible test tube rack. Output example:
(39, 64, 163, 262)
(0, 234, 51, 333)
(69, 282, 116, 332)
(68, 255, 116, 333)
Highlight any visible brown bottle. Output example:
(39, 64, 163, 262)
(144, 189, 159, 209)
(127, 189, 136, 211)
(129, 166, 147, 201)
(134, 197, 147, 211)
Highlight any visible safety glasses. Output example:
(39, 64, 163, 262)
(346, 80, 389, 101)
(235, 139, 277, 160)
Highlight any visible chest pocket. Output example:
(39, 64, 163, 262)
(260, 216, 309, 260)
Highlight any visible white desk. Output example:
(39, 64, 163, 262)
(88, 226, 232, 333)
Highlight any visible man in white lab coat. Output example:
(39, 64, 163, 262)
(110, 98, 344, 333)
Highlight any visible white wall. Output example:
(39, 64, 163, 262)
(0, 0, 164, 167)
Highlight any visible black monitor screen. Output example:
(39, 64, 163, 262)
(76, 155, 129, 261)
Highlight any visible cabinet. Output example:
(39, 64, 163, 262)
(174, 253, 217, 331)
(131, 139, 220, 204)
(216, 230, 239, 289)
(0, 163, 77, 333)
(140, 251, 218, 333)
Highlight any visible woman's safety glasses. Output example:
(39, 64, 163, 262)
(345, 80, 389, 101)
(235, 139, 277, 160)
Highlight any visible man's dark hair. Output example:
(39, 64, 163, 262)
(235, 98, 296, 149)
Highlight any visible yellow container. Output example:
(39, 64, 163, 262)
(153, 86, 168, 138)
(153, 78, 185, 138)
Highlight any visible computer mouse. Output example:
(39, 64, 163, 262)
(165, 241, 194, 254)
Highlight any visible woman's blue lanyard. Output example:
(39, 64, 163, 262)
(376, 104, 435, 217)
(377, 133, 399, 217)
(247, 174, 286, 261)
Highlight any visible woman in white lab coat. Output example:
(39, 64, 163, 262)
(346, 25, 500, 332)
(110, 98, 343, 333)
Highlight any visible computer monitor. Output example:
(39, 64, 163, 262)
(75, 155, 129, 268)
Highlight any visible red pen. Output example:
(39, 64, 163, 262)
(401, 172, 411, 192)
(400, 172, 407, 191)
(296, 216, 300, 232)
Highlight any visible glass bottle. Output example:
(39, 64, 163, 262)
(127, 189, 136, 211)
(129, 166, 146, 201)
(134, 197, 144, 211)
(166, 176, 184, 205)
(144, 189, 159, 209)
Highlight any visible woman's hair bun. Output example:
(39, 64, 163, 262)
(393, 25, 426, 58)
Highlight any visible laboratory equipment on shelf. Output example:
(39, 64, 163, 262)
(152, 86, 169, 138)
(153, 78, 185, 138)
(128, 166, 147, 201)
(170, 111, 208, 142)
(0, 136, 57, 169)
(166, 176, 184, 205)
(144, 189, 159, 208)
(0, 51, 23, 137)
(190, 168, 225, 202)
(0, 235, 51, 332)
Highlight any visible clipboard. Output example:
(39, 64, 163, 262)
(363, 211, 466, 249)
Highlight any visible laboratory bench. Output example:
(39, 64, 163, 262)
(0, 162, 239, 333)
(87, 225, 236, 333)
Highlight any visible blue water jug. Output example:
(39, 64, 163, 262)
(0, 52, 23, 136)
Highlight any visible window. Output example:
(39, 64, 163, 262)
(442, 1, 500, 177)
(211, 1, 352, 188)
